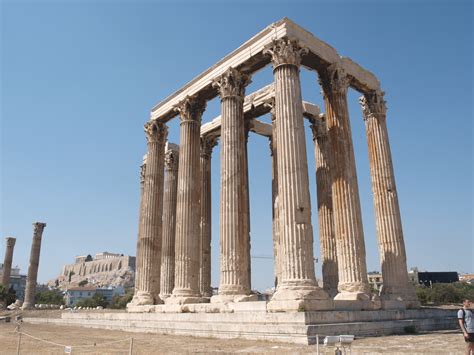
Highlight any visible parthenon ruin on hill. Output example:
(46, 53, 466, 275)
(129, 17, 419, 312)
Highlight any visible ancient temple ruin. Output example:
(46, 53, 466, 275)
(129, 17, 419, 312)
(31, 19, 455, 344)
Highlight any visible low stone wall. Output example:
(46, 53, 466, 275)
(24, 304, 458, 345)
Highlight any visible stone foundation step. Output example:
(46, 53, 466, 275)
(24, 309, 458, 346)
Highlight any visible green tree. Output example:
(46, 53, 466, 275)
(76, 293, 108, 308)
(416, 282, 474, 305)
(108, 289, 134, 309)
(78, 280, 88, 287)
(0, 284, 16, 306)
(35, 290, 65, 305)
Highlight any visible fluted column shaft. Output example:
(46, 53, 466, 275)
(212, 67, 251, 299)
(22, 222, 46, 309)
(160, 144, 179, 298)
(131, 121, 168, 306)
(360, 92, 419, 307)
(1, 237, 16, 288)
(319, 64, 370, 300)
(266, 100, 281, 287)
(310, 116, 338, 297)
(270, 135, 281, 287)
(264, 39, 330, 311)
(169, 95, 206, 304)
(133, 155, 147, 296)
(243, 129, 251, 291)
(199, 136, 217, 297)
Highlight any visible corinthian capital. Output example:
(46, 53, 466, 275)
(33, 222, 46, 237)
(175, 95, 206, 123)
(309, 114, 328, 141)
(319, 63, 350, 96)
(6, 237, 16, 247)
(164, 143, 179, 171)
(359, 91, 387, 121)
(200, 136, 218, 160)
(213, 67, 251, 100)
(144, 120, 168, 144)
(263, 38, 308, 69)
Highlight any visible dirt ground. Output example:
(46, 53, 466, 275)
(0, 310, 467, 354)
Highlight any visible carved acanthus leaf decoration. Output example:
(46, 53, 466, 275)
(359, 91, 387, 121)
(263, 38, 308, 68)
(144, 120, 168, 144)
(174, 95, 206, 123)
(200, 136, 218, 160)
(309, 114, 328, 141)
(212, 67, 251, 99)
(164, 147, 179, 171)
(319, 63, 350, 96)
(33, 222, 46, 237)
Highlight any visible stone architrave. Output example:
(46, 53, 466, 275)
(199, 136, 218, 298)
(1, 237, 16, 288)
(22, 222, 46, 309)
(319, 64, 372, 303)
(264, 39, 331, 311)
(160, 143, 179, 299)
(211, 67, 255, 303)
(309, 115, 338, 298)
(360, 92, 419, 309)
(130, 121, 168, 306)
(167, 95, 207, 304)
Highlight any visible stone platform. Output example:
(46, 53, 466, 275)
(24, 302, 457, 345)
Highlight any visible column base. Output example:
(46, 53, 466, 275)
(334, 298, 381, 311)
(210, 294, 258, 303)
(267, 284, 333, 312)
(128, 291, 161, 306)
(21, 302, 34, 310)
(166, 288, 208, 305)
(379, 289, 421, 309)
(165, 296, 208, 305)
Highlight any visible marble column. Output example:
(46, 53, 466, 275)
(243, 127, 252, 292)
(309, 114, 339, 298)
(130, 120, 168, 306)
(133, 154, 147, 297)
(199, 136, 217, 298)
(160, 143, 179, 299)
(319, 63, 371, 302)
(22, 222, 46, 309)
(264, 39, 331, 311)
(266, 99, 281, 287)
(1, 237, 16, 288)
(168, 95, 207, 304)
(212, 67, 254, 302)
(360, 91, 419, 308)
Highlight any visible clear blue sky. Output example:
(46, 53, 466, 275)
(1, 0, 472, 291)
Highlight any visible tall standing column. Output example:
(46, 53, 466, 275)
(168, 95, 207, 304)
(360, 91, 419, 308)
(266, 99, 281, 287)
(132, 154, 147, 297)
(199, 136, 217, 298)
(319, 64, 372, 303)
(309, 115, 338, 298)
(130, 121, 168, 306)
(22, 222, 46, 309)
(264, 39, 331, 311)
(160, 143, 179, 299)
(1, 237, 16, 288)
(212, 67, 255, 302)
